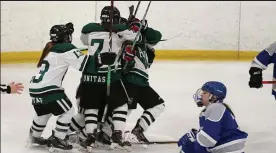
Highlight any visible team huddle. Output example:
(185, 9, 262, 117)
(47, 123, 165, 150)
(21, 3, 276, 153)
(27, 5, 165, 152)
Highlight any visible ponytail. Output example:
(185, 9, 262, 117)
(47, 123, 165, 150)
(37, 42, 54, 68)
(222, 103, 235, 117)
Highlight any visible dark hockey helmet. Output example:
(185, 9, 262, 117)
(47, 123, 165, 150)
(100, 6, 121, 24)
(49, 25, 72, 43)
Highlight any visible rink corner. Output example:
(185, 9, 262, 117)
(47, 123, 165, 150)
(0, 50, 259, 64)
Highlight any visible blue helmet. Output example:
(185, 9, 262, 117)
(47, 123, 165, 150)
(202, 81, 227, 102)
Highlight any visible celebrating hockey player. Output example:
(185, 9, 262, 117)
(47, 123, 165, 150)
(27, 23, 115, 152)
(70, 5, 142, 151)
(120, 18, 165, 144)
(178, 81, 248, 153)
(249, 41, 276, 99)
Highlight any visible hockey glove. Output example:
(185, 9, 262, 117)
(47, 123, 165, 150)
(122, 45, 136, 62)
(249, 67, 263, 88)
(178, 129, 198, 153)
(129, 18, 148, 32)
(96, 52, 117, 67)
(65, 22, 74, 35)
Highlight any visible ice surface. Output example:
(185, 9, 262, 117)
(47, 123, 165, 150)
(1, 61, 276, 153)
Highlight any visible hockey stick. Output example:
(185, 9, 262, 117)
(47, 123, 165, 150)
(101, 0, 114, 124)
(134, 1, 141, 17)
(146, 32, 183, 44)
(123, 1, 152, 70)
(106, 0, 114, 97)
(262, 81, 276, 84)
(133, 140, 178, 145)
(114, 1, 142, 73)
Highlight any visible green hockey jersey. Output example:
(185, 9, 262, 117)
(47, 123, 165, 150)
(123, 27, 162, 86)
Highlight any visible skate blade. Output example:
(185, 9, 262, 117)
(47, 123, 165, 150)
(94, 141, 110, 149)
(126, 134, 149, 149)
(25, 142, 48, 149)
(110, 143, 132, 152)
(78, 144, 95, 153)
(49, 147, 72, 153)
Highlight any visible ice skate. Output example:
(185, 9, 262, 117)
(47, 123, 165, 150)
(48, 131, 73, 153)
(26, 128, 48, 148)
(65, 131, 84, 147)
(79, 134, 96, 153)
(127, 124, 150, 149)
(94, 130, 111, 149)
(110, 130, 131, 151)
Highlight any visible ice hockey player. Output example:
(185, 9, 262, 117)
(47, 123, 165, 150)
(27, 23, 116, 152)
(120, 18, 165, 145)
(1, 82, 24, 94)
(178, 81, 248, 153)
(249, 41, 276, 99)
(74, 5, 142, 151)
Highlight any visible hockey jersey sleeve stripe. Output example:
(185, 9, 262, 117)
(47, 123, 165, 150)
(252, 57, 267, 70)
(79, 55, 89, 71)
(196, 130, 217, 147)
(207, 138, 246, 153)
(253, 50, 272, 69)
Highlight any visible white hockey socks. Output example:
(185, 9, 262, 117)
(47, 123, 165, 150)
(54, 107, 74, 139)
(68, 113, 85, 134)
(139, 103, 165, 131)
(112, 103, 128, 131)
(30, 114, 52, 137)
(84, 109, 98, 134)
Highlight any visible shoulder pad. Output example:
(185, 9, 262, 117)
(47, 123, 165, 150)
(143, 27, 162, 45)
(265, 41, 276, 56)
(114, 24, 128, 32)
(51, 43, 76, 53)
(205, 103, 226, 122)
(81, 23, 105, 34)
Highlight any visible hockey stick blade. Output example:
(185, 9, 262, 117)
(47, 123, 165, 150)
(128, 5, 134, 22)
(262, 81, 276, 84)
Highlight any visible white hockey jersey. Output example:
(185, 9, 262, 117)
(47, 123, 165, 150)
(29, 43, 96, 95)
(80, 23, 140, 73)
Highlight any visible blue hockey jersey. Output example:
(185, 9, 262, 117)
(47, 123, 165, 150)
(194, 103, 248, 153)
(251, 41, 276, 99)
